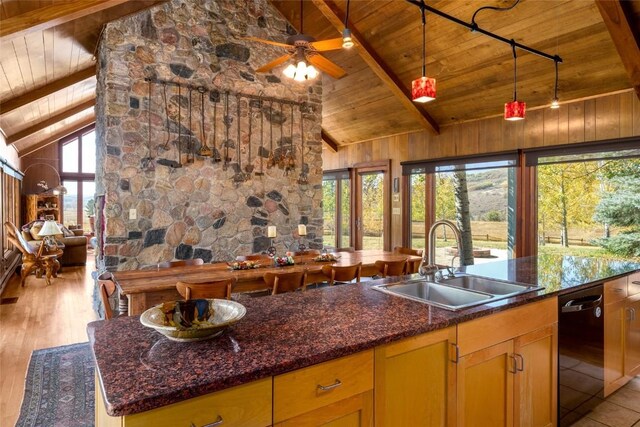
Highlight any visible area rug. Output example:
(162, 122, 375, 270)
(16, 342, 94, 427)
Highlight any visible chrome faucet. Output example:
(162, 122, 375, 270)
(419, 220, 464, 279)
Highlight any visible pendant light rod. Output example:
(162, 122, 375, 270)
(420, 0, 426, 76)
(404, 0, 562, 64)
(512, 41, 517, 101)
(553, 58, 559, 99)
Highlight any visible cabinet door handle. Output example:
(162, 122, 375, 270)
(190, 415, 223, 427)
(514, 353, 524, 372)
(317, 379, 342, 391)
(450, 342, 459, 363)
(508, 355, 517, 374)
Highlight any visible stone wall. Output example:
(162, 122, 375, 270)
(96, 0, 323, 271)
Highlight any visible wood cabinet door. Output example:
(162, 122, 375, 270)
(457, 340, 515, 427)
(625, 296, 640, 377)
(513, 324, 558, 427)
(604, 299, 626, 396)
(274, 391, 373, 427)
(374, 327, 456, 427)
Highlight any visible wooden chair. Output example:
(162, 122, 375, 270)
(336, 247, 355, 253)
(263, 270, 308, 295)
(321, 262, 362, 286)
(292, 249, 321, 256)
(157, 258, 204, 269)
(235, 254, 271, 262)
(176, 279, 235, 300)
(393, 246, 423, 257)
(405, 258, 422, 274)
(374, 259, 408, 278)
(98, 272, 119, 320)
(4, 221, 60, 287)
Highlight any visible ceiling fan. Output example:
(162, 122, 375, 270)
(245, 1, 350, 81)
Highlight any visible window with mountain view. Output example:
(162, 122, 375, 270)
(60, 126, 96, 230)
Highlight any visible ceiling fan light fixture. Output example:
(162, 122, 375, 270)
(283, 63, 296, 79)
(412, 76, 436, 103)
(342, 28, 354, 49)
(504, 100, 526, 120)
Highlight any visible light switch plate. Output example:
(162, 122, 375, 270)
(129, 208, 137, 220)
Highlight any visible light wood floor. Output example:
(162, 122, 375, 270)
(0, 255, 97, 427)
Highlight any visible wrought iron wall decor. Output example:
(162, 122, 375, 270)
(143, 78, 309, 180)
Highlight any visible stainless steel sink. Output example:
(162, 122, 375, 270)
(373, 280, 492, 310)
(437, 275, 543, 295)
(372, 275, 544, 311)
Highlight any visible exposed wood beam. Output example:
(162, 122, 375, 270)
(310, 0, 440, 135)
(596, 0, 640, 100)
(0, 0, 129, 41)
(321, 129, 339, 152)
(6, 99, 95, 145)
(0, 67, 96, 115)
(17, 116, 96, 157)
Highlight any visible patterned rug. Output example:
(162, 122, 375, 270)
(16, 342, 94, 427)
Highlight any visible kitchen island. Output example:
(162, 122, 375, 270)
(91, 255, 639, 426)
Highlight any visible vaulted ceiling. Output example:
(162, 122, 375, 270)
(1, 0, 639, 156)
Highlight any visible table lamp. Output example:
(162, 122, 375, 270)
(37, 220, 62, 256)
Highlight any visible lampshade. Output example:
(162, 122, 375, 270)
(550, 97, 560, 109)
(37, 220, 62, 237)
(342, 28, 354, 49)
(504, 100, 526, 121)
(412, 76, 436, 103)
(283, 59, 318, 81)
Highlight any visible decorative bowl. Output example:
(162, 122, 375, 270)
(140, 299, 246, 342)
(227, 260, 260, 270)
(314, 253, 340, 262)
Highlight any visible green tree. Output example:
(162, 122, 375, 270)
(538, 163, 600, 246)
(435, 175, 455, 221)
(593, 159, 640, 256)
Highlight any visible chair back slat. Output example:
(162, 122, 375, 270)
(263, 270, 307, 295)
(158, 258, 204, 269)
(321, 262, 362, 285)
(97, 272, 117, 320)
(393, 246, 423, 257)
(176, 279, 234, 300)
(374, 259, 407, 277)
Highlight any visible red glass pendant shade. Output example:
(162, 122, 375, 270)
(504, 100, 526, 121)
(412, 76, 436, 103)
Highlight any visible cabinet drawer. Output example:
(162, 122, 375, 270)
(605, 277, 627, 304)
(274, 350, 374, 423)
(457, 297, 557, 356)
(123, 378, 272, 427)
(628, 272, 640, 296)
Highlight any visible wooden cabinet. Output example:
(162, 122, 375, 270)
(604, 274, 640, 395)
(274, 350, 374, 426)
(96, 377, 272, 427)
(24, 193, 62, 223)
(456, 298, 558, 427)
(374, 327, 456, 427)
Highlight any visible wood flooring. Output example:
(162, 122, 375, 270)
(0, 255, 97, 427)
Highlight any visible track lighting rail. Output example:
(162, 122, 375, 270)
(404, 0, 562, 64)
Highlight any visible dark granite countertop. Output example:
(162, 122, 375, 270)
(89, 255, 639, 417)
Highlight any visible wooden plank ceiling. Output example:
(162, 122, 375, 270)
(0, 0, 638, 155)
(271, 0, 639, 147)
(0, 0, 162, 155)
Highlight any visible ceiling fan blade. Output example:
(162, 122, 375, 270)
(242, 36, 292, 49)
(307, 54, 347, 79)
(256, 55, 292, 73)
(310, 38, 345, 52)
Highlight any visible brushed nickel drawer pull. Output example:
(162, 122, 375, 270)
(514, 353, 524, 372)
(190, 415, 223, 427)
(317, 379, 342, 391)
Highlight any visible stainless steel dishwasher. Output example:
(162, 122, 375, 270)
(558, 284, 604, 426)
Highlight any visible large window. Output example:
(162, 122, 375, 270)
(322, 170, 351, 249)
(532, 143, 640, 260)
(60, 125, 96, 229)
(404, 154, 518, 266)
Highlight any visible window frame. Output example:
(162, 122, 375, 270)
(322, 169, 353, 249)
(59, 124, 96, 227)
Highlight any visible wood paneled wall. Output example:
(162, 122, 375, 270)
(20, 143, 60, 195)
(322, 90, 640, 248)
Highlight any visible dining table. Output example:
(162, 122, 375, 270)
(112, 250, 421, 315)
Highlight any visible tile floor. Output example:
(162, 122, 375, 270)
(560, 352, 640, 427)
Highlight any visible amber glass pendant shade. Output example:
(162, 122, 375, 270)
(504, 100, 526, 120)
(412, 76, 436, 103)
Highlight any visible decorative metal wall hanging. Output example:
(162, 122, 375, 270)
(141, 79, 155, 171)
(198, 87, 212, 157)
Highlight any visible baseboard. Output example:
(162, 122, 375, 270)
(0, 252, 21, 295)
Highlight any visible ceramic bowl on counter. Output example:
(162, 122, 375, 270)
(140, 299, 246, 342)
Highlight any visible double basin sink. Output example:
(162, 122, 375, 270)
(372, 274, 544, 311)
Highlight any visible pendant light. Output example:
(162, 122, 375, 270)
(342, 0, 354, 49)
(412, 0, 436, 103)
(550, 57, 560, 109)
(504, 42, 525, 120)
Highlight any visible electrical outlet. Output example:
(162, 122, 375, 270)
(129, 209, 137, 220)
